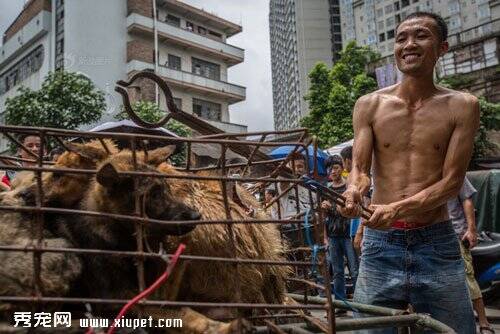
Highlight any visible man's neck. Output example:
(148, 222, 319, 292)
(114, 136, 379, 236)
(397, 73, 438, 107)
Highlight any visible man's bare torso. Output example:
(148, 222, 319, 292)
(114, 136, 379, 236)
(367, 84, 472, 225)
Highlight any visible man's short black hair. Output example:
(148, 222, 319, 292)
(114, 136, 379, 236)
(397, 11, 448, 42)
(325, 155, 340, 169)
(340, 146, 352, 160)
(327, 156, 343, 168)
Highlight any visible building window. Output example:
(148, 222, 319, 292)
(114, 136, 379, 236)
(412, 0, 419, 2)
(478, 4, 490, 19)
(387, 29, 395, 39)
(376, 8, 383, 17)
(165, 14, 180, 27)
(401, 0, 409, 7)
(192, 57, 220, 81)
(379, 32, 386, 42)
(448, 1, 460, 15)
(0, 45, 44, 95)
(192, 98, 221, 121)
(167, 54, 181, 70)
(367, 34, 377, 44)
(386, 17, 395, 27)
(385, 4, 393, 14)
(186, 21, 194, 31)
(198, 26, 207, 35)
(394, 1, 400, 11)
(378, 20, 384, 30)
(395, 14, 401, 24)
(449, 16, 461, 29)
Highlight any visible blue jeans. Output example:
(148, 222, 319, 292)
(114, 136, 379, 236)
(354, 221, 475, 334)
(328, 236, 359, 300)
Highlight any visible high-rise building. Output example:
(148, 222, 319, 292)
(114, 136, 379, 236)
(340, 0, 500, 100)
(0, 0, 247, 152)
(269, 0, 343, 131)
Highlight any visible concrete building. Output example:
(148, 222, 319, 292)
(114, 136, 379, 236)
(269, 0, 342, 131)
(0, 0, 247, 153)
(340, 0, 500, 100)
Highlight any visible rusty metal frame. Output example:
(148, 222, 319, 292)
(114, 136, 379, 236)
(0, 72, 454, 334)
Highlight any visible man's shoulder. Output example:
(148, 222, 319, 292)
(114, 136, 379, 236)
(356, 84, 400, 105)
(436, 87, 479, 123)
(436, 86, 479, 105)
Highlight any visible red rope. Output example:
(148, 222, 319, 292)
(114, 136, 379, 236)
(85, 243, 186, 334)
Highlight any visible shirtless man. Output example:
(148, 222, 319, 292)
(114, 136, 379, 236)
(340, 12, 479, 333)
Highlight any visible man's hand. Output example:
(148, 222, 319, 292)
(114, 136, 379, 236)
(321, 200, 332, 210)
(338, 187, 363, 218)
(365, 204, 399, 230)
(462, 228, 478, 249)
(353, 232, 363, 254)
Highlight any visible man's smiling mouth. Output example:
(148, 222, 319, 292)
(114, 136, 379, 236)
(402, 53, 421, 61)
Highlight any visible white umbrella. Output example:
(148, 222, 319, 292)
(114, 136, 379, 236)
(326, 139, 353, 156)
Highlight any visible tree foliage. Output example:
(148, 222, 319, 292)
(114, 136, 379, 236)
(301, 41, 379, 148)
(5, 70, 105, 129)
(117, 100, 192, 165)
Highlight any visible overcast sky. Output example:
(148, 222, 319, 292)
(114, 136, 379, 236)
(0, 0, 274, 131)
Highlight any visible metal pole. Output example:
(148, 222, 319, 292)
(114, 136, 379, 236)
(152, 0, 159, 105)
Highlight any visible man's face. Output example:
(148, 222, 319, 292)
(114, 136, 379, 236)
(293, 159, 306, 175)
(342, 158, 352, 173)
(394, 17, 448, 75)
(330, 164, 343, 180)
(288, 158, 306, 175)
(19, 136, 41, 163)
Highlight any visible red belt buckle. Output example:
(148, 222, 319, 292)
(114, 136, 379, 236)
(392, 220, 419, 229)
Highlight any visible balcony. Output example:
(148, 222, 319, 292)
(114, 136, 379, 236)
(127, 13, 244, 66)
(0, 10, 51, 71)
(205, 119, 247, 133)
(127, 60, 246, 104)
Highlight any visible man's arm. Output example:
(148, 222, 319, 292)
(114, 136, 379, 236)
(339, 96, 374, 217)
(462, 198, 478, 248)
(391, 95, 480, 218)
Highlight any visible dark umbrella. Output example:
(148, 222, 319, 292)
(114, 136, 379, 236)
(89, 120, 182, 152)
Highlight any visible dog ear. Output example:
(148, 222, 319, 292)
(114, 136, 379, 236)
(64, 141, 110, 162)
(144, 145, 177, 166)
(96, 163, 120, 189)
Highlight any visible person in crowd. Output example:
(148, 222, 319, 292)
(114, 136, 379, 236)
(1, 135, 44, 190)
(448, 177, 495, 334)
(264, 188, 279, 219)
(339, 146, 366, 252)
(321, 156, 358, 311)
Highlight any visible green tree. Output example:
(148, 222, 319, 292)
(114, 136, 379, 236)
(117, 100, 192, 165)
(439, 79, 500, 159)
(5, 70, 105, 129)
(301, 41, 379, 147)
